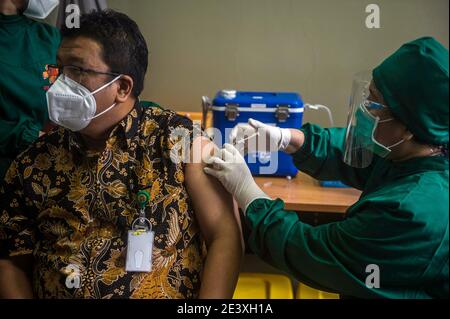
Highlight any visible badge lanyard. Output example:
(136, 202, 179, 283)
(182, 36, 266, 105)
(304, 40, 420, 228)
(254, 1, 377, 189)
(125, 190, 155, 272)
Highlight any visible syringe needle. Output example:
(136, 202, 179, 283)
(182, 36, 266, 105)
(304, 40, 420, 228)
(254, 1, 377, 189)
(233, 132, 259, 146)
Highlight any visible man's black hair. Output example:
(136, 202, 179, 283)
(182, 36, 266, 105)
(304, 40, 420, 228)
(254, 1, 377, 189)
(61, 9, 148, 98)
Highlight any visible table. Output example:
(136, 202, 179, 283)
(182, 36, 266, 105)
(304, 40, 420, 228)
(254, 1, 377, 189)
(254, 172, 361, 214)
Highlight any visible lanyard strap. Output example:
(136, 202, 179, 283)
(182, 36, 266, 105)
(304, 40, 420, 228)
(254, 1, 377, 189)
(133, 190, 151, 231)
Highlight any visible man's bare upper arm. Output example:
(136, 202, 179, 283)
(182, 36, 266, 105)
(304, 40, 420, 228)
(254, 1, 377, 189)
(184, 137, 238, 244)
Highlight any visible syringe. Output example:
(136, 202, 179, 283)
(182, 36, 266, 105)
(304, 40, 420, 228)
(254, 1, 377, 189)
(232, 132, 259, 147)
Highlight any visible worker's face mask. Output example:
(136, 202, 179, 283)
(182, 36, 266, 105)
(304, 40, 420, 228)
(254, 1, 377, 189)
(353, 102, 405, 158)
(46, 74, 122, 131)
(343, 71, 405, 168)
(23, 0, 59, 19)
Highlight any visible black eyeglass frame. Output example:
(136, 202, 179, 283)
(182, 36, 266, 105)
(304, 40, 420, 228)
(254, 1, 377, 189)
(47, 64, 121, 81)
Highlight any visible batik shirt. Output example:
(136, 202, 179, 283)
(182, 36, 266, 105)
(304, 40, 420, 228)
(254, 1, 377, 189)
(0, 103, 206, 299)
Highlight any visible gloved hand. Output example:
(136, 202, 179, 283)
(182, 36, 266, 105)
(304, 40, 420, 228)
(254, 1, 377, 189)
(229, 118, 292, 153)
(203, 143, 270, 212)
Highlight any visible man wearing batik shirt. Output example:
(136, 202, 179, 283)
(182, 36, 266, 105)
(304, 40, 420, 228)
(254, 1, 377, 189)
(0, 10, 242, 299)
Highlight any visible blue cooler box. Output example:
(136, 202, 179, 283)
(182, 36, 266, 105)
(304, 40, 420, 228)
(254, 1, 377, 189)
(205, 90, 304, 176)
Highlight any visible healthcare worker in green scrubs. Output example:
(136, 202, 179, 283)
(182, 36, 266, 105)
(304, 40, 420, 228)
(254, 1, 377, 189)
(0, 0, 60, 181)
(204, 37, 449, 299)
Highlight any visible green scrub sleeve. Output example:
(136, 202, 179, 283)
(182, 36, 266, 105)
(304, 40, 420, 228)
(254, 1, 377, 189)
(292, 123, 376, 190)
(245, 198, 434, 298)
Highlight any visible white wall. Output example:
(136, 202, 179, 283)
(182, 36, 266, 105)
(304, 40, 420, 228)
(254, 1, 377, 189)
(97, 0, 448, 126)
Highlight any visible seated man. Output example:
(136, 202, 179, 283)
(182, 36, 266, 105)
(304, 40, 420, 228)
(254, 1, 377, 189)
(0, 10, 242, 299)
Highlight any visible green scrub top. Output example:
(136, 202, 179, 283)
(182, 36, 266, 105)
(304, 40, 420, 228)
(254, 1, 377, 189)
(246, 123, 449, 298)
(0, 14, 60, 181)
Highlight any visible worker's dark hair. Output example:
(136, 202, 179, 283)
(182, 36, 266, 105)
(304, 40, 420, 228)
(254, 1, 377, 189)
(60, 9, 148, 98)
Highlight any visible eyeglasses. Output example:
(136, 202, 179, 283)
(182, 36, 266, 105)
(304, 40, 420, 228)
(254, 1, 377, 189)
(44, 64, 121, 84)
(363, 100, 395, 122)
(363, 100, 386, 111)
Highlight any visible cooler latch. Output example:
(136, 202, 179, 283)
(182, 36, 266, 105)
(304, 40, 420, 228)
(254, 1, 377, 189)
(225, 104, 240, 121)
(201, 96, 212, 130)
(275, 105, 290, 122)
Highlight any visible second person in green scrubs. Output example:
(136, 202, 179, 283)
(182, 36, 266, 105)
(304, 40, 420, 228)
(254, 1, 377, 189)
(205, 37, 449, 299)
(0, 0, 60, 181)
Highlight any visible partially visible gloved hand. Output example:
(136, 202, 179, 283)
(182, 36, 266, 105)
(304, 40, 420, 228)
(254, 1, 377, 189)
(203, 143, 270, 212)
(229, 118, 292, 153)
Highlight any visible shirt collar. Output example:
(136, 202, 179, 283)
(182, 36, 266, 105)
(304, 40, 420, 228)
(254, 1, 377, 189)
(67, 101, 143, 156)
(115, 101, 143, 147)
(0, 14, 26, 24)
(390, 154, 449, 174)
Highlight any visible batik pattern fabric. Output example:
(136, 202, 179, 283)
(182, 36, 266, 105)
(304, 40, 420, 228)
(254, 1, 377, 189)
(0, 104, 206, 299)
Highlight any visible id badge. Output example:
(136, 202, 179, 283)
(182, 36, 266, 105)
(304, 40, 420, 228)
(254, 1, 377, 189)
(126, 228, 154, 272)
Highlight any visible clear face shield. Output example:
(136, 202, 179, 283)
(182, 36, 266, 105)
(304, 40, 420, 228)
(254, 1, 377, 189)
(343, 71, 402, 168)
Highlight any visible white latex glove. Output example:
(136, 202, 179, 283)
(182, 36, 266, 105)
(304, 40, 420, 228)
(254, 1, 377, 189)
(229, 118, 292, 153)
(203, 143, 270, 212)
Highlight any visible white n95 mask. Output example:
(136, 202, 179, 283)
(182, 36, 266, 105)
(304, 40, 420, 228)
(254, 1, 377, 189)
(24, 0, 59, 19)
(46, 74, 122, 131)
